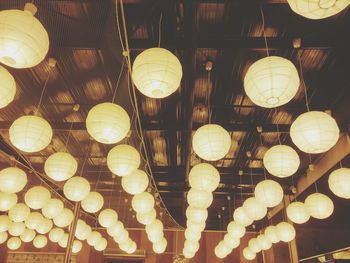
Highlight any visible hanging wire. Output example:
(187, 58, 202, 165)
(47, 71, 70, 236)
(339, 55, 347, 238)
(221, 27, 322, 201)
(79, 140, 92, 177)
(260, 6, 270, 57)
(297, 51, 310, 112)
(340, 160, 343, 168)
(108, 176, 116, 208)
(64, 122, 74, 152)
(94, 165, 103, 191)
(158, 12, 163, 48)
(115, 0, 125, 53)
(291, 173, 297, 201)
(259, 134, 268, 180)
(275, 109, 282, 145)
(314, 181, 319, 193)
(34, 69, 52, 115)
(112, 57, 126, 103)
(207, 70, 212, 124)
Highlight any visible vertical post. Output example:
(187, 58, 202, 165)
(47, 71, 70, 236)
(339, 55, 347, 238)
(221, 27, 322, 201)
(283, 196, 299, 263)
(64, 202, 81, 263)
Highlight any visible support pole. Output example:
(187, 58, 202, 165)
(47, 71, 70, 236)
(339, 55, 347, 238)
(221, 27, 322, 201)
(64, 202, 81, 263)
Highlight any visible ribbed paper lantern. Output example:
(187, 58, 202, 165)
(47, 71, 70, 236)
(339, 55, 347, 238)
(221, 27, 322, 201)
(9, 115, 53, 153)
(264, 225, 280, 244)
(25, 212, 43, 230)
(0, 215, 11, 232)
(25, 186, 51, 210)
(75, 220, 87, 239)
(287, 0, 350, 19)
(87, 231, 102, 247)
(63, 176, 90, 202)
(187, 220, 206, 232)
(277, 222, 296, 242)
(53, 208, 73, 227)
(329, 168, 350, 199)
(44, 152, 77, 181)
(287, 201, 310, 224)
(146, 219, 163, 237)
(187, 189, 213, 209)
(118, 238, 133, 251)
(7, 237, 21, 250)
(186, 207, 208, 223)
(214, 245, 228, 259)
(249, 238, 261, 253)
(243, 197, 267, 221)
(132, 48, 182, 98)
(0, 231, 8, 244)
(244, 56, 299, 108)
(192, 124, 231, 161)
(183, 248, 195, 259)
(94, 237, 107, 251)
(185, 228, 201, 242)
(20, 229, 35, 243)
(58, 233, 68, 248)
(33, 235, 47, 248)
(224, 233, 240, 249)
(126, 241, 137, 254)
(136, 209, 156, 225)
(0, 66, 16, 108)
(0, 192, 17, 211)
(153, 237, 167, 254)
(290, 111, 339, 154)
(254, 180, 284, 208)
(113, 229, 129, 244)
(42, 198, 64, 219)
(107, 221, 124, 237)
(9, 222, 25, 236)
(257, 235, 272, 250)
(121, 169, 149, 195)
(86, 103, 130, 144)
(233, 207, 253, 227)
(72, 240, 83, 253)
(132, 192, 155, 214)
(305, 192, 334, 219)
(263, 145, 300, 178)
(189, 163, 220, 192)
(98, 209, 118, 228)
(243, 247, 256, 260)
(0, 3, 49, 68)
(76, 223, 91, 241)
(0, 167, 27, 193)
(81, 191, 104, 214)
(227, 221, 245, 238)
(107, 145, 140, 176)
(49, 228, 64, 243)
(184, 240, 200, 253)
(36, 217, 53, 234)
(9, 203, 30, 222)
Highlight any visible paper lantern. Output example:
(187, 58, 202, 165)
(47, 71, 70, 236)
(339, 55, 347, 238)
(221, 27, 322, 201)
(153, 237, 167, 254)
(20, 229, 35, 243)
(186, 207, 208, 223)
(81, 192, 104, 213)
(287, 201, 310, 224)
(0, 231, 8, 244)
(131, 192, 155, 214)
(36, 217, 53, 234)
(58, 233, 68, 248)
(233, 207, 253, 227)
(33, 235, 47, 248)
(9, 222, 25, 236)
(249, 238, 262, 253)
(98, 209, 118, 228)
(243, 197, 267, 221)
(277, 222, 296, 242)
(136, 209, 156, 225)
(87, 231, 102, 246)
(7, 237, 21, 250)
(264, 225, 280, 244)
(94, 238, 107, 251)
(184, 228, 202, 242)
(118, 238, 133, 251)
(189, 163, 220, 192)
(257, 235, 272, 250)
(187, 220, 206, 232)
(107, 221, 124, 237)
(0, 66, 16, 108)
(75, 220, 88, 239)
(263, 145, 300, 178)
(216, 241, 231, 257)
(305, 192, 334, 219)
(132, 47, 182, 98)
(72, 240, 83, 253)
(0, 167, 27, 193)
(192, 124, 231, 161)
(214, 245, 228, 259)
(63, 176, 90, 202)
(107, 145, 140, 176)
(146, 219, 163, 238)
(25, 212, 43, 230)
(329, 168, 350, 199)
(113, 229, 129, 244)
(184, 240, 200, 253)
(183, 247, 196, 259)
(42, 198, 64, 219)
(0, 3, 49, 68)
(24, 186, 51, 209)
(223, 233, 240, 249)
(0, 192, 17, 211)
(290, 111, 339, 154)
(53, 208, 73, 227)
(44, 152, 77, 181)
(287, 0, 350, 19)
(126, 241, 137, 254)
(227, 221, 245, 238)
(121, 169, 149, 195)
(244, 56, 299, 108)
(254, 180, 284, 208)
(76, 224, 91, 241)
(243, 247, 256, 260)
(9, 115, 53, 153)
(86, 103, 130, 144)
(8, 203, 30, 222)
(187, 189, 213, 209)
(0, 215, 11, 232)
(49, 228, 64, 243)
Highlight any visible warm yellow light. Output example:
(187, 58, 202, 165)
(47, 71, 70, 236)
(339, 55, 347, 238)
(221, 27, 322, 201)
(33, 235, 47, 248)
(290, 111, 339, 154)
(24, 186, 51, 209)
(264, 225, 280, 244)
(329, 168, 350, 199)
(145, 219, 164, 241)
(121, 169, 149, 195)
(107, 221, 124, 237)
(42, 198, 64, 219)
(0, 167, 27, 193)
(287, 201, 310, 224)
(0, 215, 11, 232)
(87, 231, 102, 247)
(186, 206, 208, 223)
(20, 228, 35, 243)
(257, 234, 272, 250)
(8, 203, 30, 222)
(243, 247, 256, 260)
(75, 220, 90, 240)
(192, 124, 231, 161)
(131, 192, 155, 214)
(94, 237, 107, 251)
(0, 192, 17, 212)
(305, 192, 334, 219)
(276, 222, 296, 242)
(98, 209, 118, 228)
(86, 102, 130, 144)
(223, 233, 240, 250)
(0, 231, 7, 244)
(153, 237, 167, 254)
(7, 237, 21, 250)
(63, 176, 90, 202)
(187, 220, 206, 232)
(132, 48, 182, 98)
(184, 228, 201, 242)
(9, 221, 25, 236)
(44, 152, 77, 181)
(243, 197, 267, 221)
(107, 144, 140, 177)
(214, 244, 229, 259)
(248, 238, 261, 253)
(254, 179, 284, 208)
(189, 163, 220, 192)
(136, 209, 156, 225)
(126, 241, 137, 254)
(36, 217, 53, 234)
(118, 238, 133, 251)
(187, 189, 213, 209)
(25, 212, 43, 230)
(53, 208, 73, 227)
(58, 233, 68, 248)
(0, 66, 16, 108)
(183, 247, 195, 259)
(72, 240, 83, 253)
(81, 191, 104, 214)
(49, 227, 64, 243)
(233, 206, 253, 227)
(184, 240, 200, 254)
(113, 229, 129, 244)
(227, 221, 245, 238)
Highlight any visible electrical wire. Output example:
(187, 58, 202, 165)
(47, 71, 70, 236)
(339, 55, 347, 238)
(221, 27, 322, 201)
(34, 69, 52, 116)
(260, 6, 270, 57)
(112, 57, 126, 103)
(297, 51, 310, 112)
(158, 12, 163, 47)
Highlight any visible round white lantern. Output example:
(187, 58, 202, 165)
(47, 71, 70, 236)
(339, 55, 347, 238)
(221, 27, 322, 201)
(53, 208, 73, 227)
(36, 217, 53, 234)
(9, 115, 53, 153)
(94, 237, 107, 251)
(75, 220, 87, 239)
(0, 231, 8, 244)
(136, 209, 156, 225)
(9, 222, 25, 236)
(263, 145, 300, 178)
(305, 192, 334, 219)
(189, 163, 220, 192)
(76, 223, 91, 241)
(0, 167, 27, 193)
(186, 207, 208, 223)
(290, 111, 339, 154)
(0, 66, 16, 108)
(183, 248, 195, 259)
(87, 231, 102, 246)
(33, 235, 47, 248)
(145, 219, 163, 237)
(185, 228, 202, 242)
(7, 237, 21, 250)
(132, 47, 182, 99)
(42, 198, 64, 219)
(233, 207, 253, 227)
(9, 203, 30, 222)
(264, 225, 280, 243)
(243, 197, 267, 221)
(223, 233, 240, 249)
(24, 186, 51, 209)
(184, 240, 200, 253)
(98, 209, 118, 228)
(72, 240, 83, 253)
(249, 238, 261, 253)
(227, 221, 245, 238)
(63, 176, 90, 202)
(329, 168, 350, 199)
(153, 237, 167, 254)
(81, 191, 104, 213)
(58, 233, 68, 248)
(107, 221, 124, 237)
(257, 235, 272, 250)
(49, 228, 64, 243)
(214, 244, 228, 259)
(287, 201, 310, 224)
(243, 247, 256, 260)
(118, 238, 133, 251)
(276, 222, 296, 242)
(126, 241, 137, 254)
(25, 212, 43, 230)
(86, 103, 130, 144)
(44, 152, 77, 181)
(187, 189, 213, 209)
(187, 220, 206, 232)
(131, 192, 155, 214)
(113, 229, 129, 244)
(121, 169, 149, 195)
(107, 144, 140, 176)
(0, 192, 17, 211)
(254, 180, 284, 208)
(20, 229, 35, 243)
(192, 124, 231, 161)
(287, 0, 350, 19)
(244, 56, 299, 108)
(0, 215, 11, 232)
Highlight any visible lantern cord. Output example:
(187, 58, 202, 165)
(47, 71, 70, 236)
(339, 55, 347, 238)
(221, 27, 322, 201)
(239, 170, 243, 202)
(339, 160, 343, 168)
(112, 57, 126, 103)
(314, 181, 319, 193)
(291, 174, 297, 201)
(297, 51, 310, 112)
(250, 167, 254, 189)
(115, 0, 125, 53)
(108, 176, 116, 208)
(274, 108, 282, 145)
(158, 12, 163, 48)
(260, 6, 269, 57)
(207, 70, 212, 124)
(259, 134, 268, 180)
(64, 122, 74, 152)
(80, 140, 92, 177)
(94, 165, 102, 191)
(34, 69, 52, 116)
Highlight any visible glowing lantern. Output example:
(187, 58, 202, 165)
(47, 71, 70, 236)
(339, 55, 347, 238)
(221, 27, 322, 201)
(329, 168, 350, 199)
(42, 198, 64, 219)
(249, 238, 262, 253)
(131, 192, 155, 214)
(76, 224, 91, 241)
(121, 169, 149, 195)
(184, 228, 201, 242)
(132, 47, 182, 98)
(287, 201, 310, 224)
(187, 220, 206, 232)
(305, 192, 334, 219)
(63, 176, 90, 202)
(233, 207, 253, 227)
(215, 243, 229, 259)
(33, 235, 47, 248)
(263, 145, 300, 178)
(0, 167, 27, 193)
(257, 235, 272, 250)
(36, 217, 53, 234)
(58, 233, 68, 248)
(264, 225, 280, 244)
(25, 212, 43, 230)
(8, 203, 30, 222)
(9, 222, 25, 236)
(49, 228, 64, 243)
(75, 220, 88, 240)
(145, 219, 163, 239)
(24, 186, 51, 209)
(9, 115, 52, 153)
(87, 231, 102, 246)
(126, 242, 137, 254)
(254, 180, 284, 208)
(81, 191, 104, 213)
(7, 237, 21, 250)
(189, 163, 220, 192)
(223, 233, 240, 249)
(0, 215, 11, 232)
(118, 238, 133, 251)
(187, 189, 213, 209)
(184, 240, 200, 253)
(53, 208, 73, 227)
(107, 144, 140, 176)
(186, 207, 208, 223)
(98, 209, 118, 228)
(0, 192, 17, 211)
(86, 103, 130, 144)
(94, 237, 107, 251)
(290, 111, 339, 154)
(227, 221, 245, 238)
(0, 232, 8, 244)
(72, 240, 83, 253)
(20, 229, 35, 243)
(107, 221, 124, 237)
(44, 152, 77, 181)
(153, 237, 167, 254)
(0, 66, 16, 108)
(136, 209, 156, 225)
(276, 222, 296, 242)
(243, 197, 267, 221)
(183, 248, 195, 259)
(192, 124, 231, 161)
(113, 229, 129, 244)
(243, 247, 256, 260)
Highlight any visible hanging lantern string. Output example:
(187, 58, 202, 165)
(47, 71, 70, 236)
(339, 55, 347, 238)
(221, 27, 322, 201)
(34, 69, 52, 116)
(64, 122, 74, 152)
(112, 57, 126, 103)
(80, 139, 92, 177)
(207, 70, 212, 124)
(260, 6, 270, 57)
(297, 51, 310, 112)
(108, 176, 116, 208)
(158, 12, 163, 48)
